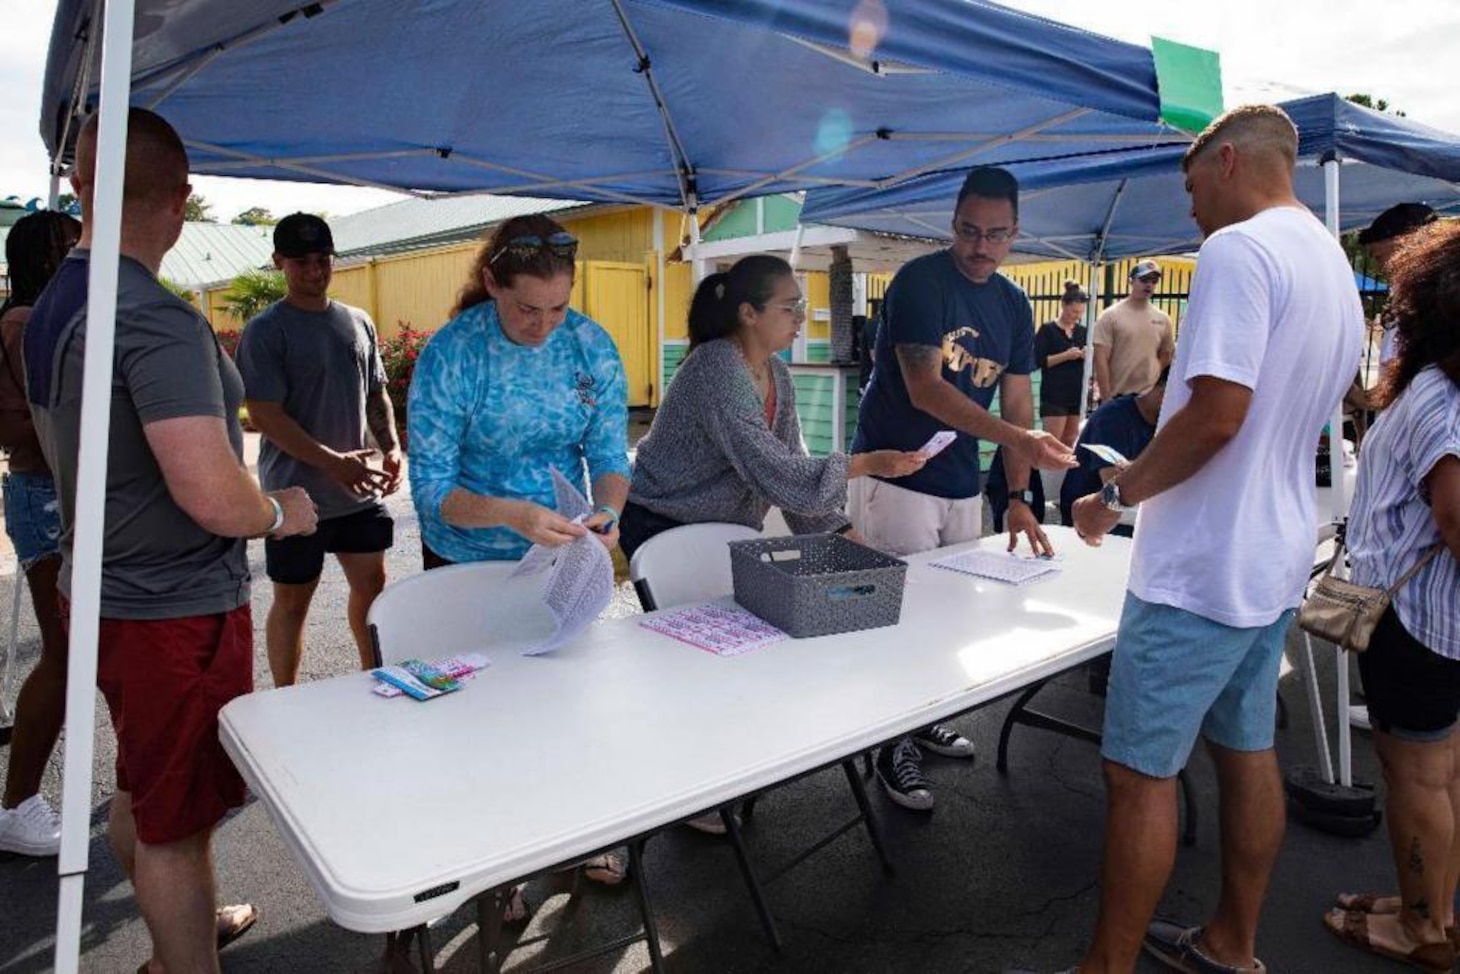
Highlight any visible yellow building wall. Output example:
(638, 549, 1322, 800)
(662, 261, 694, 341)
(802, 271, 830, 340)
(560, 208, 655, 263)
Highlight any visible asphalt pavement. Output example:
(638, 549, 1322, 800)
(0, 442, 1413, 973)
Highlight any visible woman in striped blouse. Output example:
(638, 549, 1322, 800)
(1324, 219, 1460, 974)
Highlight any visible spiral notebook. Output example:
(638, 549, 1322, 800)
(930, 549, 1062, 585)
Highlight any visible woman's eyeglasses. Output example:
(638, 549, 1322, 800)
(768, 298, 808, 317)
(490, 232, 579, 266)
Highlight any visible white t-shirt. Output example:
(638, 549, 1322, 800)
(1129, 206, 1364, 628)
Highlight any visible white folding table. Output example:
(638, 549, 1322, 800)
(219, 526, 1133, 967)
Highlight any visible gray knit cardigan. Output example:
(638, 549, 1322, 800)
(628, 339, 852, 534)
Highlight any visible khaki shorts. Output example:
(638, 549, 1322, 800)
(848, 477, 983, 557)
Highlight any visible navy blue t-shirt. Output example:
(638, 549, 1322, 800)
(852, 251, 1035, 499)
(1059, 394, 1156, 525)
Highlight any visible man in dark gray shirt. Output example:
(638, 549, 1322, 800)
(25, 108, 317, 974)
(236, 213, 402, 685)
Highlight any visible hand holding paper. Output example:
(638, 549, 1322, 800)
(1079, 442, 1130, 467)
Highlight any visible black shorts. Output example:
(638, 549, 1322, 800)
(1040, 399, 1080, 417)
(1357, 607, 1460, 742)
(265, 505, 394, 584)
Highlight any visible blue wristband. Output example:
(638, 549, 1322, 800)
(593, 504, 620, 532)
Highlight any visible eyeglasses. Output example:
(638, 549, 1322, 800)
(768, 298, 808, 317)
(490, 231, 579, 265)
(1135, 274, 1162, 284)
(953, 224, 1016, 244)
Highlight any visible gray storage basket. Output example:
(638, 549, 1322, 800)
(728, 533, 908, 638)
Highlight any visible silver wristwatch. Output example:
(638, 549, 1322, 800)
(1100, 480, 1130, 512)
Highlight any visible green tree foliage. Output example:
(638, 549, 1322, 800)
(158, 277, 197, 303)
(56, 193, 80, 214)
(1346, 93, 1406, 117)
(184, 192, 216, 222)
(220, 269, 286, 322)
(232, 206, 277, 226)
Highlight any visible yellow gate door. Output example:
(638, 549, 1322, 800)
(583, 261, 652, 407)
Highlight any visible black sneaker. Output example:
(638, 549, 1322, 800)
(876, 738, 934, 811)
(913, 723, 975, 759)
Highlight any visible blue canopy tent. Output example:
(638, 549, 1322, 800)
(37, 2, 1209, 970)
(802, 92, 1460, 260)
(40, 0, 1192, 210)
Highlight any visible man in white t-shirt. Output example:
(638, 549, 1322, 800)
(1064, 106, 1364, 974)
(1092, 260, 1175, 400)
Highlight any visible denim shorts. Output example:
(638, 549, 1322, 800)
(1102, 591, 1294, 779)
(3, 471, 62, 568)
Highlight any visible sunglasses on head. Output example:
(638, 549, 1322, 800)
(490, 231, 579, 266)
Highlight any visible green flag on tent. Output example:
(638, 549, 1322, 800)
(1152, 36, 1223, 134)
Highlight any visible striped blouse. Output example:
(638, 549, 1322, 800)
(1348, 366, 1460, 658)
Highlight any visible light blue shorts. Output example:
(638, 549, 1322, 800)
(2, 471, 62, 569)
(1102, 591, 1294, 779)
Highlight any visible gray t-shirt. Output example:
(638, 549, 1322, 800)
(236, 300, 387, 520)
(24, 251, 250, 620)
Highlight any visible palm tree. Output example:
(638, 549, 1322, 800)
(221, 269, 286, 323)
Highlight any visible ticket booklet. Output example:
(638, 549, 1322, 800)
(371, 659, 462, 701)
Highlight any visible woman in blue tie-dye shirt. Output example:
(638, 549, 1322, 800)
(407, 215, 631, 568)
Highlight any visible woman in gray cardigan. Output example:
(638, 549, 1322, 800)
(621, 254, 925, 557)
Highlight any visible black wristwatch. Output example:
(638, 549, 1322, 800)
(1009, 488, 1035, 507)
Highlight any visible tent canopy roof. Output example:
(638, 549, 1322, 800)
(801, 93, 1460, 260)
(41, 0, 1184, 211)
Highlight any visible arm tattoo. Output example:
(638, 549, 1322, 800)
(895, 343, 943, 373)
(366, 388, 399, 453)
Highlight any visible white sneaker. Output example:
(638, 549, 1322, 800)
(1348, 705, 1372, 732)
(0, 795, 62, 856)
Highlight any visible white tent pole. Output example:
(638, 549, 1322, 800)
(687, 203, 708, 284)
(55, 0, 136, 969)
(49, 172, 62, 209)
(653, 207, 666, 405)
(1079, 261, 1103, 422)
(1322, 154, 1354, 789)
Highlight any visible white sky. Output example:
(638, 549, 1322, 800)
(3, 0, 1457, 221)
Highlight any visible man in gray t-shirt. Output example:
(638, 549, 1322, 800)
(236, 213, 402, 685)
(25, 108, 317, 972)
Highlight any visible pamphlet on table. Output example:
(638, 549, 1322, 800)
(930, 548, 1062, 585)
(641, 602, 788, 656)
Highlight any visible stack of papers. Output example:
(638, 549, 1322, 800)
(641, 603, 788, 657)
(930, 549, 1062, 586)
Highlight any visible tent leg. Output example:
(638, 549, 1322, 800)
(54, 0, 140, 971)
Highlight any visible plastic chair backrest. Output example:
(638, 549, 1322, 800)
(628, 522, 760, 611)
(366, 561, 554, 666)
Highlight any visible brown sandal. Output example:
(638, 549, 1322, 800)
(1323, 908, 1456, 974)
(216, 903, 258, 950)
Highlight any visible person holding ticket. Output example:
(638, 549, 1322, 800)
(1057, 368, 1168, 534)
(407, 215, 632, 896)
(407, 214, 631, 569)
(620, 254, 926, 559)
(848, 166, 1076, 814)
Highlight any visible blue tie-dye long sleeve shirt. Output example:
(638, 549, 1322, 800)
(407, 302, 630, 562)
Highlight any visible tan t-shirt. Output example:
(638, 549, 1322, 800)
(1092, 299, 1174, 396)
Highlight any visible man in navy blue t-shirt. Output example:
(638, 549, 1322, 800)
(1059, 371, 1168, 532)
(849, 167, 1077, 812)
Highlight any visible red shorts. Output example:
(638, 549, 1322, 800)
(69, 603, 254, 844)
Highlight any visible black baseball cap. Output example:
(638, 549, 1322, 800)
(1358, 203, 1437, 246)
(274, 212, 335, 257)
